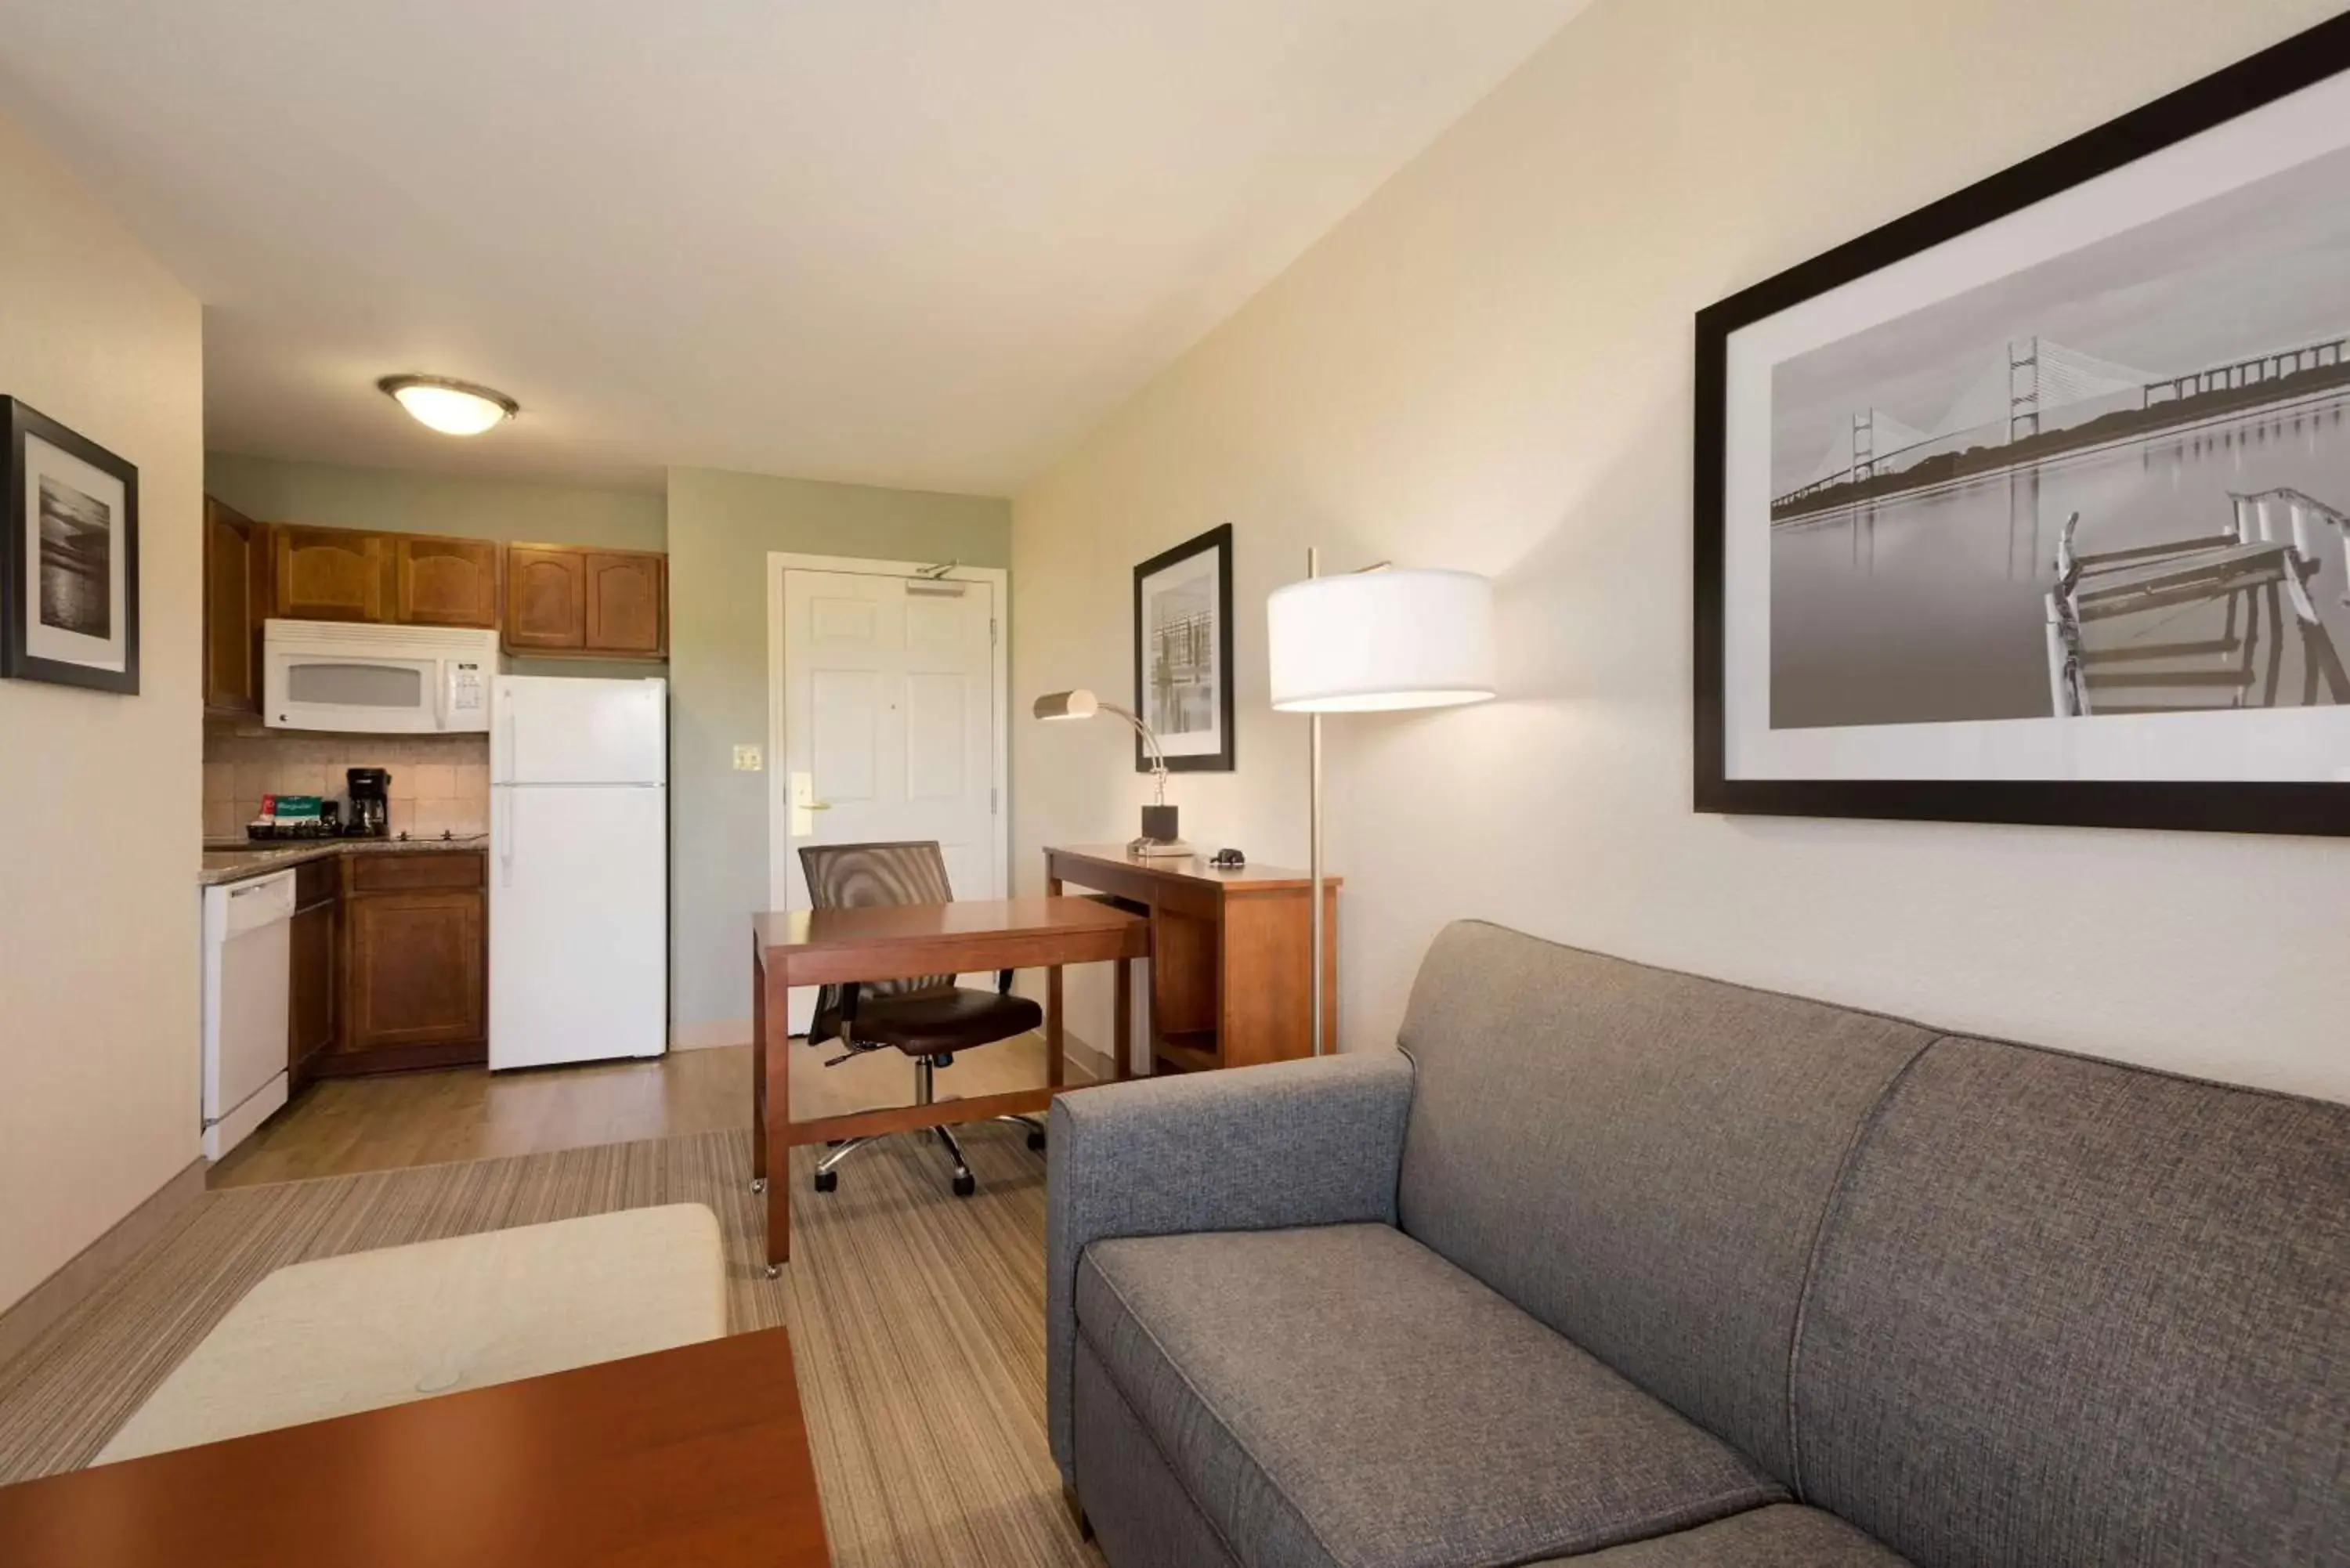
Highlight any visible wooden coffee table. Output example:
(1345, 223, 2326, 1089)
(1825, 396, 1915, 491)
(0, 1325, 831, 1567)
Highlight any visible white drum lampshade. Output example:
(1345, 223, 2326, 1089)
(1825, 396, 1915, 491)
(1267, 568, 1496, 712)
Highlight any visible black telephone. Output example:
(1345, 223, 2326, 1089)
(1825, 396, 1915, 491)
(1209, 847, 1246, 868)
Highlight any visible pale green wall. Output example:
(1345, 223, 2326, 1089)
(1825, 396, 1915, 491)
(204, 453, 667, 551)
(665, 465, 1012, 1034)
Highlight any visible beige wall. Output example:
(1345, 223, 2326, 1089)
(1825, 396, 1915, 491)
(665, 466, 1010, 1039)
(0, 114, 205, 1313)
(204, 453, 665, 551)
(1013, 0, 2350, 1103)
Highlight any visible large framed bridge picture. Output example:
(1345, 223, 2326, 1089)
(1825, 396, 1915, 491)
(1695, 13, 2350, 836)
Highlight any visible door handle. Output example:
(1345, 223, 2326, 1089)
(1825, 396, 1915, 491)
(804, 800, 833, 811)
(498, 790, 515, 887)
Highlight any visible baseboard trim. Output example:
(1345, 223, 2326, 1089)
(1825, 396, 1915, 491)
(671, 1018, 752, 1052)
(0, 1157, 208, 1372)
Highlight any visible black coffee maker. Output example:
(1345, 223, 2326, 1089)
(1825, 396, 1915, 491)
(345, 768, 391, 838)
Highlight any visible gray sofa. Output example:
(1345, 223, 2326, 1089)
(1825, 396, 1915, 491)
(1046, 920, 2350, 1568)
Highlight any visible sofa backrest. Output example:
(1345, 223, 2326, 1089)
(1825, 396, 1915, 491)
(1793, 1032, 2350, 1567)
(1393, 921, 1932, 1484)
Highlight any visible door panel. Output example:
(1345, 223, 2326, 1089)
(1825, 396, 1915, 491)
(781, 569, 999, 1030)
(341, 889, 485, 1052)
(396, 536, 501, 627)
(490, 786, 667, 1068)
(275, 527, 388, 622)
(583, 551, 665, 655)
(504, 547, 587, 649)
(494, 675, 667, 786)
(204, 499, 266, 714)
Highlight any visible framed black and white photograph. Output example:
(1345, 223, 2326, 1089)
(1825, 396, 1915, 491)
(2, 398, 139, 695)
(1696, 15, 2350, 836)
(1133, 522, 1235, 772)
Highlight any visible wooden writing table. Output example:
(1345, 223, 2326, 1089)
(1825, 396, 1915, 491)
(1045, 844, 1340, 1073)
(0, 1326, 830, 1568)
(752, 896, 1147, 1268)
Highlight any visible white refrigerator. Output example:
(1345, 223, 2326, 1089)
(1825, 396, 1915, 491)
(490, 676, 667, 1070)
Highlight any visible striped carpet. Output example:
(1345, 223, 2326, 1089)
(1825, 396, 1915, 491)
(0, 1126, 1099, 1567)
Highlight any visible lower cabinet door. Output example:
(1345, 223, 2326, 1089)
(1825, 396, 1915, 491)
(287, 899, 337, 1080)
(340, 887, 487, 1057)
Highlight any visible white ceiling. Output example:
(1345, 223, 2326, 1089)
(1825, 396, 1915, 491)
(0, 2, 1582, 495)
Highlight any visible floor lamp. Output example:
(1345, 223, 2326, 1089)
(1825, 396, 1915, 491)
(1267, 556, 1496, 1053)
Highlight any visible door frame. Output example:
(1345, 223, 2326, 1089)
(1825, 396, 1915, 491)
(764, 552, 1010, 916)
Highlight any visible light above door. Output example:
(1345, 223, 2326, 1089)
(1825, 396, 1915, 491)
(377, 375, 519, 436)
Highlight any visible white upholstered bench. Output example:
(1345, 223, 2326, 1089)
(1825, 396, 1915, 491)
(95, 1202, 728, 1465)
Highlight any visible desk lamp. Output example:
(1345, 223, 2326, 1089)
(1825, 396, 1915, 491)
(1267, 555, 1495, 1053)
(1032, 688, 1193, 858)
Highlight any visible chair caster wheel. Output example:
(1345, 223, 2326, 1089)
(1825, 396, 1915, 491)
(750, 1177, 766, 1194)
(814, 1169, 837, 1194)
(1027, 1130, 1047, 1151)
(953, 1172, 976, 1198)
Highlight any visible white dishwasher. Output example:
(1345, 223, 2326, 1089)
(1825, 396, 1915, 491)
(202, 870, 295, 1160)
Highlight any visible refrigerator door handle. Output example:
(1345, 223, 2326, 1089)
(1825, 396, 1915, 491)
(499, 789, 515, 887)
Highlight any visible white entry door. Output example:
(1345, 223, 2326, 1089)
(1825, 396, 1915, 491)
(777, 567, 1003, 1031)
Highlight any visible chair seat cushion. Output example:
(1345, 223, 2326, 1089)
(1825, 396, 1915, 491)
(856, 987, 1042, 1056)
(94, 1204, 727, 1464)
(1076, 1223, 1782, 1568)
(1536, 1505, 1910, 1565)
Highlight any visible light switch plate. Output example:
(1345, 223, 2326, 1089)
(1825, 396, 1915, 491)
(732, 745, 763, 772)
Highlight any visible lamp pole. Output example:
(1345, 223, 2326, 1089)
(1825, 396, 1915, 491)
(1306, 546, 1325, 1055)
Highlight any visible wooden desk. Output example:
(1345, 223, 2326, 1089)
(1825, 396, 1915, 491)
(0, 1326, 830, 1568)
(1045, 844, 1340, 1073)
(752, 896, 1147, 1267)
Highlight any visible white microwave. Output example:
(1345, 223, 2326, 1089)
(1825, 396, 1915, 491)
(263, 620, 501, 734)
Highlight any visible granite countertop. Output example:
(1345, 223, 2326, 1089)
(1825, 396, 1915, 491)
(199, 834, 489, 887)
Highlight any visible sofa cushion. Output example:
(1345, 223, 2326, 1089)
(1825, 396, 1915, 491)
(1074, 1333, 1246, 1568)
(1076, 1223, 1782, 1568)
(1395, 922, 1932, 1481)
(1795, 1035, 2350, 1568)
(1533, 1504, 1909, 1565)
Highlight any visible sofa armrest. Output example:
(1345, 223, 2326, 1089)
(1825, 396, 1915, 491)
(1046, 1051, 1415, 1484)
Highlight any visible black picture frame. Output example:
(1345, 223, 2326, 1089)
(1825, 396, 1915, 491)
(1, 397, 140, 696)
(1131, 522, 1236, 773)
(1694, 13, 2350, 838)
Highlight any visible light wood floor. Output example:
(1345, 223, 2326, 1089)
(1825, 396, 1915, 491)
(209, 1032, 1109, 1189)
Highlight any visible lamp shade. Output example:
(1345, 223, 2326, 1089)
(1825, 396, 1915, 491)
(1267, 568, 1495, 712)
(1032, 688, 1101, 721)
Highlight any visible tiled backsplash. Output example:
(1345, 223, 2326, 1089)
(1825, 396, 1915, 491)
(202, 731, 490, 842)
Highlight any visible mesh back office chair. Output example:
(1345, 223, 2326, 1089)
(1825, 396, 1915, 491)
(798, 841, 1047, 1198)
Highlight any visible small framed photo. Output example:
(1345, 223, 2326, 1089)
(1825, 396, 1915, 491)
(1133, 522, 1235, 772)
(2, 399, 139, 695)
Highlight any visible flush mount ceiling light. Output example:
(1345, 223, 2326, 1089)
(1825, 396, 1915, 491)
(376, 375, 519, 436)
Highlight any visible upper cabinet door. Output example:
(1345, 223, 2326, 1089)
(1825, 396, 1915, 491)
(504, 545, 588, 650)
(396, 536, 501, 627)
(584, 551, 665, 656)
(274, 526, 389, 622)
(203, 497, 269, 714)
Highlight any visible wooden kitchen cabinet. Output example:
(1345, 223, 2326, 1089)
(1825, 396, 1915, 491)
(274, 526, 390, 622)
(504, 545, 588, 651)
(202, 497, 269, 715)
(287, 858, 338, 1087)
(504, 544, 666, 658)
(395, 535, 501, 628)
(322, 851, 487, 1075)
(584, 551, 666, 655)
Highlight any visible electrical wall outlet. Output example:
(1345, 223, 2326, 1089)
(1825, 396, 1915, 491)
(732, 744, 763, 772)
